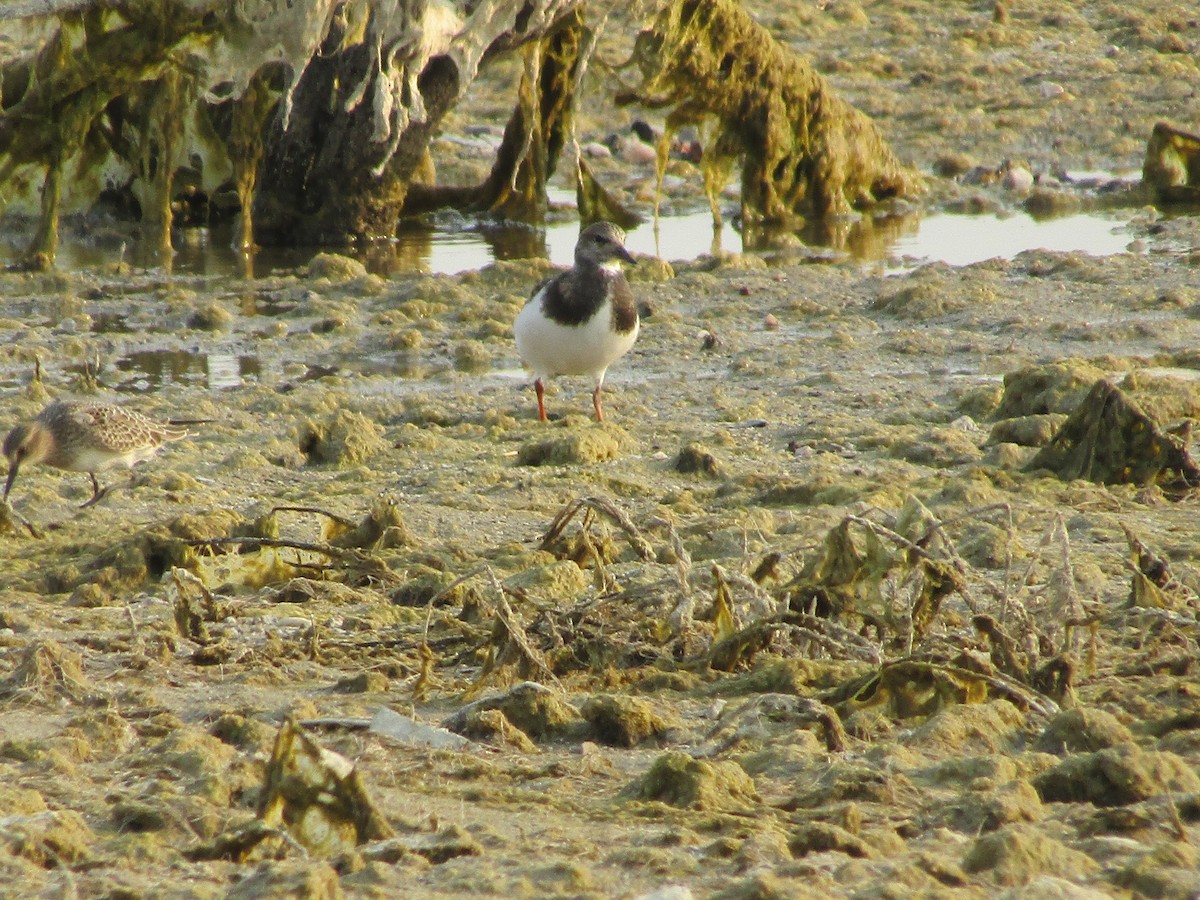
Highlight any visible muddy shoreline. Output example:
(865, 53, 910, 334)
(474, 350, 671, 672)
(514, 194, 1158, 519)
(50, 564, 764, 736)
(3, 2, 1200, 898)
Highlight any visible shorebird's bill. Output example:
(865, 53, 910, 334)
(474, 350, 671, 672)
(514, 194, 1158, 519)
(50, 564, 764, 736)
(3, 460, 19, 502)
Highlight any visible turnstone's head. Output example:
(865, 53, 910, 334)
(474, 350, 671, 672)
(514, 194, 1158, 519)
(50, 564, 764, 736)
(575, 222, 636, 269)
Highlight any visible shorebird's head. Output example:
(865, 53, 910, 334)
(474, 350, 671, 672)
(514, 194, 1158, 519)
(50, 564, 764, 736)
(3, 421, 51, 501)
(575, 222, 636, 270)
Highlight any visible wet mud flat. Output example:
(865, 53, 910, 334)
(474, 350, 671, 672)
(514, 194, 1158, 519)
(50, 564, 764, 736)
(3, 1, 1200, 899)
(3, 237, 1200, 897)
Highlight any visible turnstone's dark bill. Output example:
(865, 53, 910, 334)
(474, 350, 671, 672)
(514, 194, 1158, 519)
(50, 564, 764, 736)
(3, 400, 190, 508)
(514, 221, 639, 423)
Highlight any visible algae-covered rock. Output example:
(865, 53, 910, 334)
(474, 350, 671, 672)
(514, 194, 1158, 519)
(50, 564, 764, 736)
(675, 443, 722, 477)
(994, 361, 1109, 419)
(458, 707, 538, 752)
(963, 823, 1098, 886)
(906, 700, 1025, 755)
(444, 682, 586, 743)
(1113, 841, 1200, 898)
(632, 751, 759, 810)
(1035, 708, 1134, 755)
(0, 810, 96, 867)
(581, 694, 676, 748)
(1033, 743, 1200, 806)
(1119, 368, 1200, 423)
(988, 414, 1067, 447)
(787, 822, 873, 859)
(503, 560, 588, 602)
(627, 0, 919, 223)
(307, 252, 368, 281)
(300, 409, 388, 466)
(226, 860, 344, 900)
(517, 428, 621, 466)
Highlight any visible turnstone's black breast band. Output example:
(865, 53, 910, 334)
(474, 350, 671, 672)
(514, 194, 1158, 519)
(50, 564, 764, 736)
(609, 279, 637, 334)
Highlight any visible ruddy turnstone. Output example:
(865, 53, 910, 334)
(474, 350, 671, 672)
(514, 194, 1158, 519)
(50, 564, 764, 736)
(514, 221, 639, 422)
(3, 400, 189, 507)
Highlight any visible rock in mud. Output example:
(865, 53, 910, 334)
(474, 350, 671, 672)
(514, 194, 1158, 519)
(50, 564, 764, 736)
(444, 682, 586, 743)
(0, 810, 95, 867)
(962, 823, 1098, 886)
(787, 822, 873, 859)
(458, 707, 538, 751)
(988, 414, 1067, 447)
(1033, 743, 1200, 806)
(993, 361, 1108, 418)
(674, 442, 722, 477)
(307, 252, 368, 281)
(226, 860, 343, 900)
(1035, 707, 1134, 754)
(300, 409, 388, 466)
(632, 751, 759, 810)
(581, 694, 676, 747)
(517, 428, 621, 465)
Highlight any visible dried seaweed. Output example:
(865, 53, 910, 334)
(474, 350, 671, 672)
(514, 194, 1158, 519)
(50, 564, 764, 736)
(834, 657, 1059, 721)
(1027, 379, 1200, 489)
(0, 639, 97, 704)
(256, 718, 395, 857)
(540, 495, 656, 561)
(169, 567, 225, 645)
(469, 568, 564, 695)
(1143, 121, 1200, 204)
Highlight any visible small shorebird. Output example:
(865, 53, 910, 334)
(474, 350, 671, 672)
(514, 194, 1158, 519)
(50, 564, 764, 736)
(3, 400, 189, 507)
(514, 221, 639, 422)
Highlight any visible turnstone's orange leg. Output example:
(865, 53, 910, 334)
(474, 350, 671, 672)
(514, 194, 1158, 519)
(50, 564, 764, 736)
(593, 385, 604, 423)
(535, 378, 549, 422)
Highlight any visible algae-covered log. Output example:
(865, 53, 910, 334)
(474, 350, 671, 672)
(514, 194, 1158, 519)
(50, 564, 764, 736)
(398, 7, 586, 225)
(0, 0, 583, 264)
(622, 0, 921, 226)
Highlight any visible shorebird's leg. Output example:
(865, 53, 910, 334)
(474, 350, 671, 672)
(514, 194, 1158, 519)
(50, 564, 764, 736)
(79, 472, 109, 509)
(535, 378, 548, 422)
(592, 372, 608, 423)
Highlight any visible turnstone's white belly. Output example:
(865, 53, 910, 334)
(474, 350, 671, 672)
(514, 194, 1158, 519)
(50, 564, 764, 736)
(515, 295, 638, 380)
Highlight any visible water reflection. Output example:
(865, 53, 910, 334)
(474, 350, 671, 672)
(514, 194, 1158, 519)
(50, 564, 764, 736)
(112, 349, 260, 392)
(1, 200, 1140, 279)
